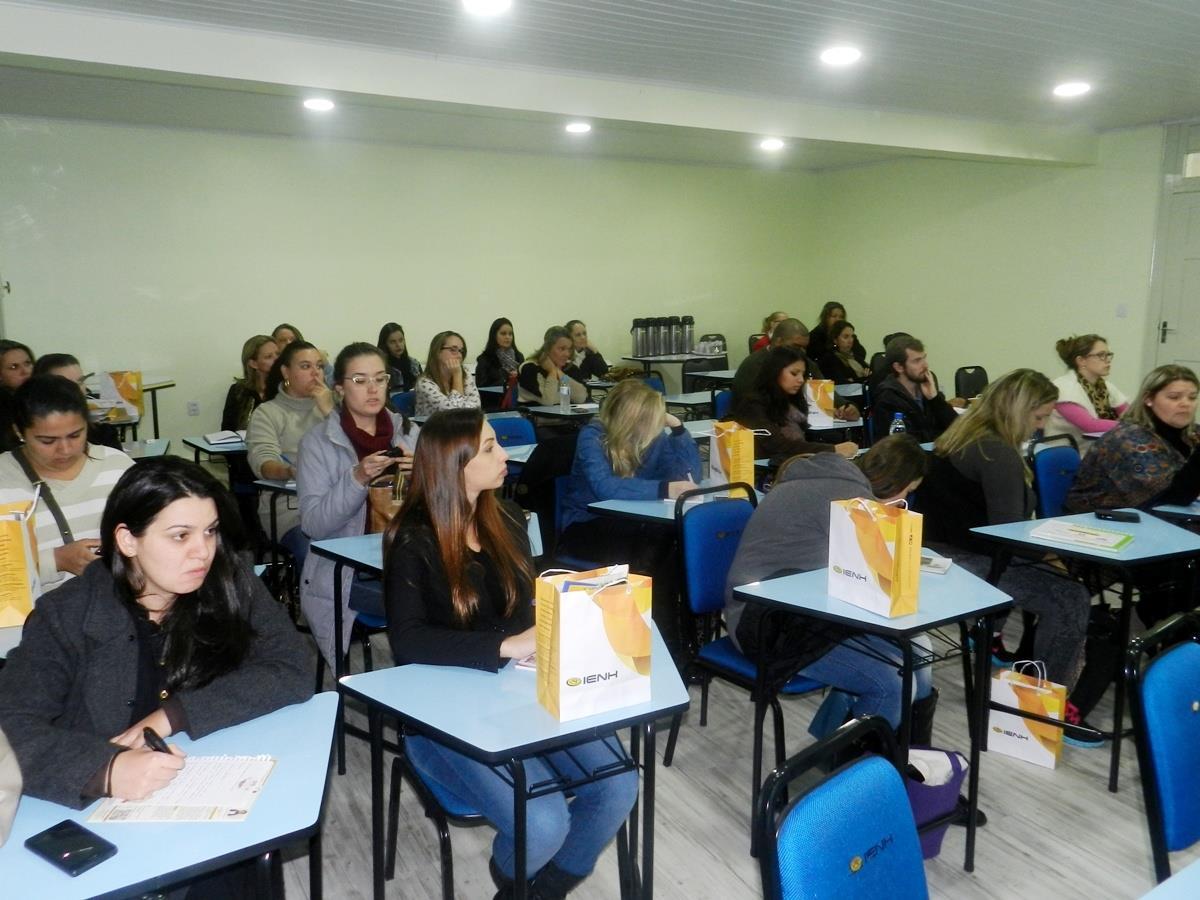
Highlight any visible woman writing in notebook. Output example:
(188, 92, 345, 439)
(0, 457, 311, 804)
(384, 409, 637, 900)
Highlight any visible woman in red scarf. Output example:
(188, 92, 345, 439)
(297, 342, 420, 669)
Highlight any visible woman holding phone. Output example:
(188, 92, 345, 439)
(384, 408, 636, 899)
(298, 342, 419, 668)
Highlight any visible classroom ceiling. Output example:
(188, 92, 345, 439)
(13, 0, 1200, 130)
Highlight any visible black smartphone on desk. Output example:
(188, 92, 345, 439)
(25, 819, 117, 877)
(1095, 509, 1140, 523)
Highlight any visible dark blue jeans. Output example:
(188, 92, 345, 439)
(406, 733, 639, 881)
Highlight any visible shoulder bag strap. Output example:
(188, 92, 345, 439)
(13, 448, 76, 544)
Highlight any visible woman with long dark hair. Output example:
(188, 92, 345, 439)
(376, 322, 422, 393)
(299, 342, 418, 667)
(817, 319, 871, 386)
(475, 317, 525, 388)
(729, 346, 857, 462)
(0, 456, 311, 809)
(384, 409, 637, 899)
(806, 301, 866, 366)
(0, 374, 134, 590)
(0, 339, 35, 454)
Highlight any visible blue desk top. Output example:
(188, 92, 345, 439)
(733, 565, 1013, 638)
(413, 410, 523, 425)
(1142, 857, 1200, 898)
(691, 368, 737, 380)
(339, 627, 688, 762)
(183, 435, 247, 454)
(254, 478, 297, 495)
(1153, 501, 1200, 522)
(972, 510, 1200, 564)
(588, 485, 762, 524)
(525, 404, 599, 418)
(0, 693, 336, 900)
(664, 392, 714, 407)
(312, 513, 544, 569)
(505, 443, 537, 465)
(479, 384, 505, 395)
(122, 439, 171, 459)
(0, 624, 21, 659)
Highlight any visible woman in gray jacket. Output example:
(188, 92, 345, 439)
(298, 342, 419, 669)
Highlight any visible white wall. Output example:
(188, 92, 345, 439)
(808, 126, 1165, 392)
(0, 116, 817, 440)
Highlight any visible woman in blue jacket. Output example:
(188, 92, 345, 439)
(557, 379, 701, 657)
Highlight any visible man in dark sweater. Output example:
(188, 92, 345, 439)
(871, 335, 962, 443)
(731, 318, 817, 405)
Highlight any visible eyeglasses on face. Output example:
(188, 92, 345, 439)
(344, 373, 392, 387)
(1085, 352, 1115, 362)
(441, 345, 465, 355)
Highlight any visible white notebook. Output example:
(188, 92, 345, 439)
(203, 430, 246, 444)
(89, 754, 276, 823)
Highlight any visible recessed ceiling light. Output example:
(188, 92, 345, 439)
(463, 0, 512, 15)
(565, 122, 592, 134)
(760, 138, 786, 152)
(303, 98, 335, 112)
(820, 46, 862, 66)
(1053, 81, 1091, 98)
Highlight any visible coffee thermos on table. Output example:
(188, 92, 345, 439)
(631, 315, 699, 356)
(681, 316, 695, 353)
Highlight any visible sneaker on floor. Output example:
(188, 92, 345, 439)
(990, 635, 1018, 667)
(1063, 701, 1105, 748)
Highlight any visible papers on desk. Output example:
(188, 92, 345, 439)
(203, 429, 246, 444)
(1029, 520, 1133, 552)
(920, 552, 953, 575)
(571, 403, 600, 412)
(89, 755, 276, 823)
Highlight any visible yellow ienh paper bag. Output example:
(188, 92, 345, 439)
(0, 495, 41, 627)
(535, 566, 652, 721)
(710, 421, 754, 499)
(827, 498, 921, 617)
(988, 662, 1065, 769)
(805, 379, 837, 416)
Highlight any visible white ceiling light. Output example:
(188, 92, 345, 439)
(759, 138, 786, 152)
(302, 98, 335, 112)
(463, 0, 512, 16)
(1053, 81, 1091, 98)
(565, 121, 592, 134)
(820, 46, 862, 66)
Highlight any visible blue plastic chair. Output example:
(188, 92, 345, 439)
(662, 485, 823, 838)
(758, 716, 929, 900)
(1127, 611, 1200, 883)
(643, 375, 666, 394)
(713, 389, 733, 419)
(1027, 433, 1080, 518)
(390, 390, 416, 418)
(490, 414, 536, 447)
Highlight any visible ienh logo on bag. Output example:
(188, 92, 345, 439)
(992, 725, 1030, 742)
(848, 833, 895, 873)
(831, 565, 869, 584)
(566, 670, 619, 687)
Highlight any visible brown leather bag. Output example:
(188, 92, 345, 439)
(367, 473, 406, 533)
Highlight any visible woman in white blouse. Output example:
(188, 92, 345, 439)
(1046, 333, 1128, 453)
(414, 330, 481, 417)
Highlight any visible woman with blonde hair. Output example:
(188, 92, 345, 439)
(750, 310, 789, 352)
(517, 326, 588, 406)
(919, 369, 1096, 736)
(222, 335, 278, 432)
(1046, 333, 1128, 451)
(558, 379, 701, 656)
(414, 330, 481, 416)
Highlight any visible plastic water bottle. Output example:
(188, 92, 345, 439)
(559, 376, 570, 412)
(889, 412, 907, 436)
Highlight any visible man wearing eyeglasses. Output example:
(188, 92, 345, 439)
(871, 335, 962, 443)
(1046, 334, 1128, 452)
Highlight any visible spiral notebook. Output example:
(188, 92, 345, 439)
(88, 754, 276, 823)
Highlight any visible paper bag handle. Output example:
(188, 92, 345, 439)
(1011, 659, 1048, 686)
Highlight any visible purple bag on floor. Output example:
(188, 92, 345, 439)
(904, 747, 967, 859)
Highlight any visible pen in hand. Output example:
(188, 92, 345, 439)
(143, 726, 171, 754)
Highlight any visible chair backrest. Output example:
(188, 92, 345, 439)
(1128, 613, 1200, 882)
(676, 487, 756, 616)
(759, 716, 928, 900)
(391, 390, 416, 417)
(714, 389, 733, 419)
(682, 356, 730, 392)
(954, 365, 988, 399)
(748, 333, 767, 354)
(1027, 434, 1080, 518)
(643, 374, 667, 395)
(699, 333, 727, 353)
(490, 415, 536, 447)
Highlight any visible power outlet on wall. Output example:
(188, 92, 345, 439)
(187, 401, 200, 416)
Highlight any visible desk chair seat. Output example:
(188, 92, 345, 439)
(698, 636, 822, 695)
(713, 389, 733, 419)
(758, 716, 928, 900)
(1127, 611, 1200, 883)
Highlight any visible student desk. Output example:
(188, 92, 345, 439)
(524, 403, 600, 421)
(183, 434, 247, 463)
(339, 625, 689, 900)
(141, 375, 176, 440)
(732, 565, 1012, 872)
(412, 410, 524, 425)
(971, 510, 1200, 792)
(254, 478, 297, 564)
(0, 692, 337, 900)
(121, 438, 170, 460)
(1143, 856, 1200, 898)
(663, 391, 714, 419)
(1152, 501, 1200, 524)
(311, 517, 544, 773)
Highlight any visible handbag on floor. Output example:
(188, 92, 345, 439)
(987, 660, 1065, 769)
(905, 747, 968, 859)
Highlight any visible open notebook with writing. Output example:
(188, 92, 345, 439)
(89, 755, 276, 823)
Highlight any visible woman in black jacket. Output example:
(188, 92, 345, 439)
(565, 320, 609, 380)
(474, 317, 525, 388)
(383, 408, 637, 900)
(806, 301, 866, 367)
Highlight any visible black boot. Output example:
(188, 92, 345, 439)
(908, 686, 939, 747)
(530, 862, 587, 900)
(490, 857, 514, 900)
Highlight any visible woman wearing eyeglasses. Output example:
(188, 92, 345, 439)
(415, 331, 481, 417)
(297, 343, 419, 668)
(1046, 334, 1128, 453)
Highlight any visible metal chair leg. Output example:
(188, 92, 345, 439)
(434, 815, 455, 900)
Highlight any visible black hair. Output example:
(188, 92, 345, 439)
(816, 301, 846, 329)
(376, 322, 421, 391)
(99, 457, 254, 693)
(32, 353, 80, 376)
(13, 374, 89, 431)
(481, 317, 522, 360)
(884, 335, 925, 373)
(0, 339, 33, 360)
(334, 341, 386, 382)
(265, 340, 319, 400)
(828, 319, 856, 344)
(858, 434, 928, 499)
(752, 345, 810, 423)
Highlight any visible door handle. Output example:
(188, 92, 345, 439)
(1160, 321, 1177, 344)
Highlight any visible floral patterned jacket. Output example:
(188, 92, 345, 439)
(1065, 420, 1200, 511)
